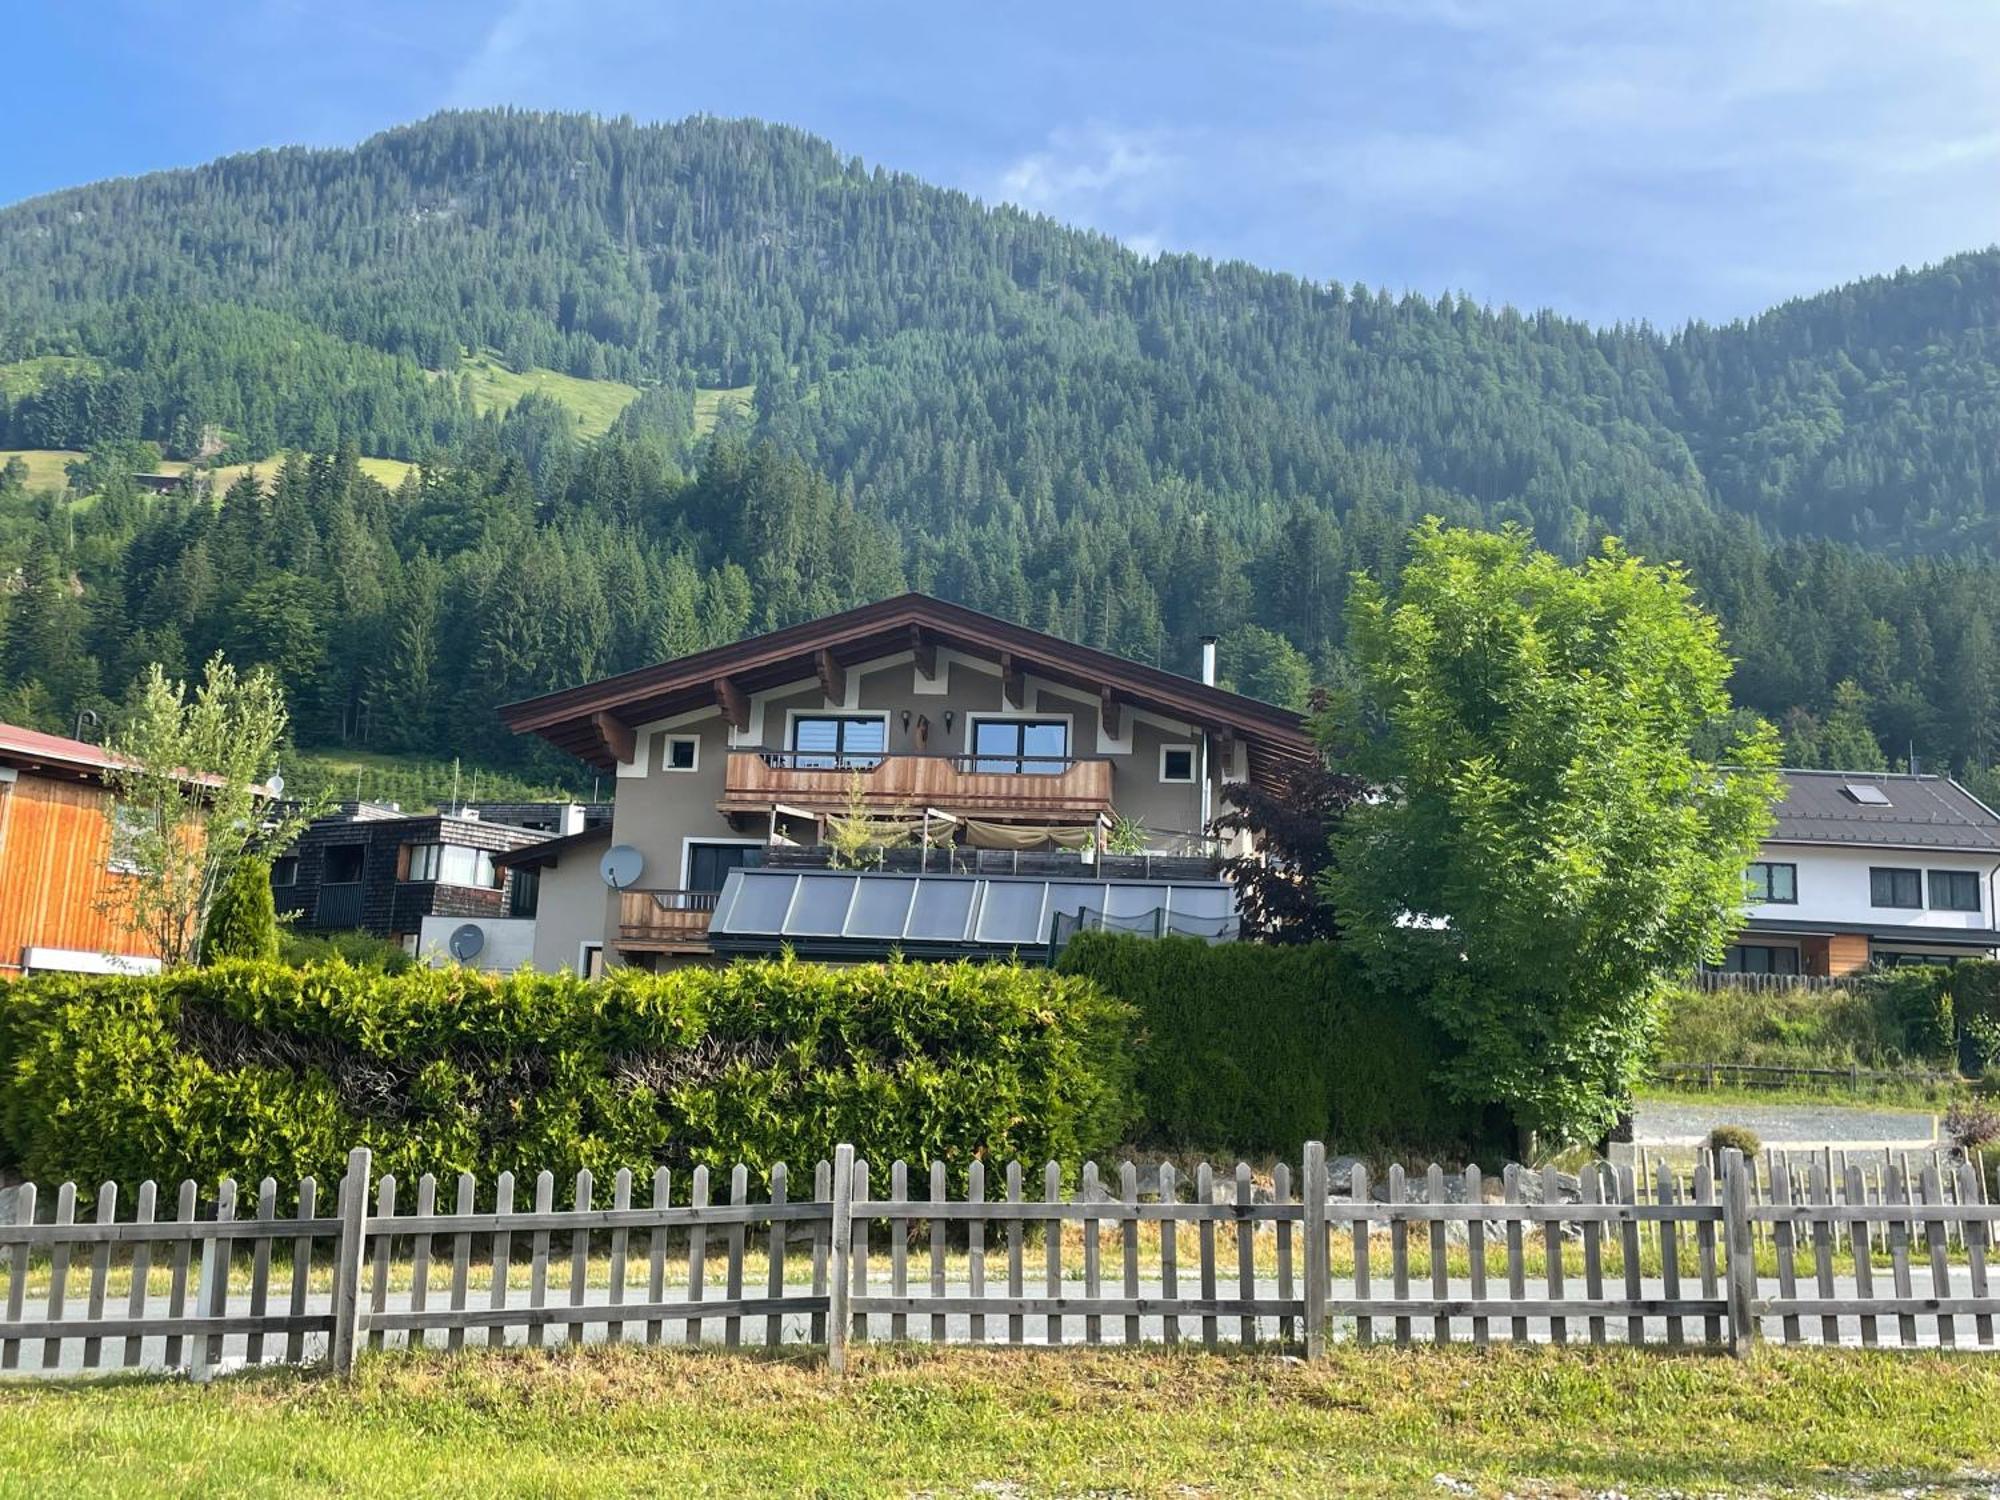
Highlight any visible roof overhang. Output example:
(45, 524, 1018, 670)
(1741, 917, 2000, 947)
(499, 593, 1317, 784)
(492, 823, 611, 870)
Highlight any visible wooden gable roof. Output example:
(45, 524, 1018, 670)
(500, 593, 1318, 784)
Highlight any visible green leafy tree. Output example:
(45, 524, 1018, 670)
(199, 855, 279, 964)
(102, 654, 322, 968)
(1328, 523, 1781, 1150)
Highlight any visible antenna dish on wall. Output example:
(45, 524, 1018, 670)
(447, 923, 485, 962)
(600, 845, 645, 889)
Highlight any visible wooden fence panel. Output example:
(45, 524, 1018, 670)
(4, 1141, 1998, 1377)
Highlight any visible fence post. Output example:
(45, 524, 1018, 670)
(329, 1146, 373, 1377)
(826, 1144, 854, 1377)
(1302, 1141, 1328, 1360)
(1721, 1148, 1758, 1358)
(191, 1178, 236, 1384)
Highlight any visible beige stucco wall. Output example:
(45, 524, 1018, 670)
(529, 849, 616, 973)
(567, 646, 1253, 959)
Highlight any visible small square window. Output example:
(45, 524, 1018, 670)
(271, 855, 299, 887)
(1159, 745, 1196, 783)
(664, 735, 699, 772)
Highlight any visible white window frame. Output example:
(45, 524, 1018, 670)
(661, 734, 701, 773)
(579, 941, 605, 979)
(679, 836, 767, 891)
(1158, 742, 1198, 784)
(271, 855, 299, 888)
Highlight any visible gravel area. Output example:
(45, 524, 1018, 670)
(1634, 1097, 1940, 1148)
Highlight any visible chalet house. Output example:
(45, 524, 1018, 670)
(274, 803, 554, 956)
(0, 722, 160, 977)
(1720, 769, 2000, 976)
(499, 593, 1316, 970)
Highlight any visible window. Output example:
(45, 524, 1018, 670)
(508, 866, 540, 918)
(1842, 783, 1892, 806)
(663, 735, 699, 772)
(106, 802, 147, 875)
(271, 856, 299, 888)
(686, 841, 754, 893)
(1720, 943, 1800, 975)
(323, 844, 366, 884)
(1159, 744, 1196, 784)
(406, 842, 497, 888)
(789, 715, 887, 769)
(1870, 866, 1923, 908)
(1745, 861, 1796, 904)
(969, 717, 1070, 774)
(580, 942, 605, 979)
(1929, 869, 1982, 913)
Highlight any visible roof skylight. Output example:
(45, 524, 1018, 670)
(1842, 783, 1892, 806)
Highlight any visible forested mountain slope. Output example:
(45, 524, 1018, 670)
(2, 109, 1999, 783)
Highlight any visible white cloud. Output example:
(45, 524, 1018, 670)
(997, 124, 1183, 215)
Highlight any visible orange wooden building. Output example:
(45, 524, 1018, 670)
(0, 721, 160, 977)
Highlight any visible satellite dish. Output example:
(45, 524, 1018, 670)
(448, 923, 485, 962)
(600, 844, 645, 889)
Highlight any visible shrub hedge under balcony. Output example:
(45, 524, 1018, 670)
(0, 956, 1136, 1196)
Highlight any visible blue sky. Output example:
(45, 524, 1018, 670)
(6, 1, 1999, 327)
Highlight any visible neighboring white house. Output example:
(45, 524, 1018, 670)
(1722, 770, 2000, 976)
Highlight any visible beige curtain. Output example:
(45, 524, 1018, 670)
(961, 818, 1096, 851)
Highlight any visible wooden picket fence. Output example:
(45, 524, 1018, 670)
(2, 1143, 1997, 1380)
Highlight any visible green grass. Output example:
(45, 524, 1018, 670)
(0, 355, 101, 399)
(458, 352, 640, 438)
(693, 383, 754, 436)
(0, 448, 86, 493)
(0, 1344, 1993, 1496)
(172, 452, 419, 494)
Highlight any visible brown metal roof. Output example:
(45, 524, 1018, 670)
(500, 593, 1318, 781)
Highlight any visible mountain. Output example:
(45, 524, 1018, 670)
(3, 109, 2000, 782)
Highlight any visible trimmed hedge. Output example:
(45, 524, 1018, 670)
(0, 957, 1135, 1196)
(1056, 933, 1497, 1156)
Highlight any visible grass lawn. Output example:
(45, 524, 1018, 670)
(0, 448, 86, 492)
(0, 1343, 1994, 1496)
(693, 383, 755, 436)
(459, 352, 640, 438)
(171, 452, 419, 493)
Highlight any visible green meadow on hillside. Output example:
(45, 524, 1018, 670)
(458, 352, 641, 437)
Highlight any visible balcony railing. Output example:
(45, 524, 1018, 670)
(720, 750, 1114, 819)
(313, 882, 365, 929)
(618, 888, 720, 948)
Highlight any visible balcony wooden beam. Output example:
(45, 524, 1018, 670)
(815, 649, 846, 705)
(592, 711, 636, 766)
(999, 652, 1025, 708)
(715, 675, 750, 733)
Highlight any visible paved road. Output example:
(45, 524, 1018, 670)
(1634, 1097, 1940, 1148)
(12, 1267, 1991, 1379)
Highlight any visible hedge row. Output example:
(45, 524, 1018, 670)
(0, 957, 1136, 1196)
(1055, 932, 1500, 1156)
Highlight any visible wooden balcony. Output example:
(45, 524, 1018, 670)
(618, 889, 719, 951)
(719, 751, 1114, 820)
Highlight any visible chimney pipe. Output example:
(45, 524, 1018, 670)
(1198, 636, 1219, 847)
